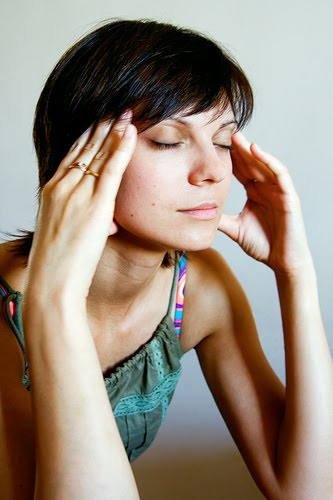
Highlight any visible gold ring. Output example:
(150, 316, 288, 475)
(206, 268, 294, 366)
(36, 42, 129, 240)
(84, 169, 100, 178)
(69, 161, 88, 172)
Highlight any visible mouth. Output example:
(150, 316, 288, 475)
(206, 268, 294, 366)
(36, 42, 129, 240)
(178, 202, 219, 221)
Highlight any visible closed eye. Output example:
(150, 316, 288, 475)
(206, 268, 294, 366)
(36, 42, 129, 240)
(215, 144, 233, 152)
(151, 141, 233, 151)
(151, 141, 182, 150)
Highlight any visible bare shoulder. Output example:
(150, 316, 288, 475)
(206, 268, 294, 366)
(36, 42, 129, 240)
(180, 247, 250, 352)
(0, 239, 28, 387)
(0, 242, 35, 497)
(0, 310, 35, 497)
(0, 240, 28, 292)
(0, 239, 29, 391)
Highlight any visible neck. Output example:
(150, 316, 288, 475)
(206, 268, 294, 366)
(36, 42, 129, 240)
(86, 232, 173, 316)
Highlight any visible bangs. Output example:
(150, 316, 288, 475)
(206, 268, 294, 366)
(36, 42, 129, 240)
(123, 29, 253, 132)
(35, 20, 254, 171)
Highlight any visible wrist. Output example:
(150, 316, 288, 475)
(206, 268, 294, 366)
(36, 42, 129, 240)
(23, 284, 87, 319)
(271, 247, 315, 279)
(22, 291, 90, 356)
(274, 260, 317, 289)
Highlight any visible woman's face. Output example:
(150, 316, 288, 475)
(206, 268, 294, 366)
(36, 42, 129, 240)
(114, 106, 237, 251)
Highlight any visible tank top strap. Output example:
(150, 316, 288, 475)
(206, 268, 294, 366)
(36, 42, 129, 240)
(0, 276, 26, 355)
(167, 251, 187, 338)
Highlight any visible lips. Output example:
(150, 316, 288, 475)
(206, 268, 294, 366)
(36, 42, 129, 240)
(179, 202, 218, 211)
(178, 202, 219, 220)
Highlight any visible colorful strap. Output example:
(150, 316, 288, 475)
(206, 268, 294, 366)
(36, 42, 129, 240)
(173, 251, 187, 338)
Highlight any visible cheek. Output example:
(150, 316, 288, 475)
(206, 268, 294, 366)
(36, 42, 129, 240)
(226, 157, 234, 182)
(113, 160, 165, 224)
(225, 165, 233, 191)
(218, 161, 233, 200)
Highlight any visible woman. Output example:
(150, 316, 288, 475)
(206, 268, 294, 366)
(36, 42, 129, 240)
(0, 18, 332, 499)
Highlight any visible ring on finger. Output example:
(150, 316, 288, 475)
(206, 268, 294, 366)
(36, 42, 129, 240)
(68, 163, 100, 179)
(84, 169, 100, 178)
(69, 161, 88, 172)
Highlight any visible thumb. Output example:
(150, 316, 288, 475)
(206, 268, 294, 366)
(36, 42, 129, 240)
(109, 219, 120, 235)
(218, 213, 240, 242)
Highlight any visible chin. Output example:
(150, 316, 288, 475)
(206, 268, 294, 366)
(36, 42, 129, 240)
(175, 228, 218, 252)
(112, 217, 218, 253)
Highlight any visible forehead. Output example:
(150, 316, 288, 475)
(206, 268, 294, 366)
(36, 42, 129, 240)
(153, 106, 237, 131)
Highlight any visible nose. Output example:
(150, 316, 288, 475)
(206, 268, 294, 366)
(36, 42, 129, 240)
(187, 147, 230, 186)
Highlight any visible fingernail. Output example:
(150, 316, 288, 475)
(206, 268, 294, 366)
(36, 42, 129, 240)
(119, 109, 132, 121)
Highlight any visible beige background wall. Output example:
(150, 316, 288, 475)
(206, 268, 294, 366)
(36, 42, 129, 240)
(1, 0, 332, 498)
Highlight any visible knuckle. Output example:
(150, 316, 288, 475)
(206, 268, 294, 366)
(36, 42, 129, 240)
(40, 184, 60, 209)
(42, 168, 97, 205)
(112, 126, 125, 134)
(41, 181, 52, 196)
(48, 178, 70, 200)
(95, 151, 109, 160)
(41, 180, 59, 200)
(83, 141, 97, 151)
(69, 188, 86, 207)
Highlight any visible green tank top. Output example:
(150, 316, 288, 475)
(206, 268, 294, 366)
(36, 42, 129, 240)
(0, 252, 186, 462)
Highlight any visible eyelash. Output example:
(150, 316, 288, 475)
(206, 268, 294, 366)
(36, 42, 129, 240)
(151, 141, 233, 151)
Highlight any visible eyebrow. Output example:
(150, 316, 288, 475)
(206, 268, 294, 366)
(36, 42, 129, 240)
(162, 117, 237, 131)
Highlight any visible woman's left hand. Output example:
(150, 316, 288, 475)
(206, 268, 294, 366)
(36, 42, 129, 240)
(218, 131, 313, 275)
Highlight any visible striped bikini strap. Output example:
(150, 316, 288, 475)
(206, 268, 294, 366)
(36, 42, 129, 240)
(173, 251, 187, 338)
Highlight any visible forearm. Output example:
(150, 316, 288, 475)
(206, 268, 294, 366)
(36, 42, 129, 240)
(275, 263, 333, 497)
(23, 289, 139, 500)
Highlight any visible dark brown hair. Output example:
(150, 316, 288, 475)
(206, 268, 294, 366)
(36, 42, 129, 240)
(3, 18, 254, 266)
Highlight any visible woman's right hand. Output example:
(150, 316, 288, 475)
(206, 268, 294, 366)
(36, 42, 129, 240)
(25, 111, 137, 300)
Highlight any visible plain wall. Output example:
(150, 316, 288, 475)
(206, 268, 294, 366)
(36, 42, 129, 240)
(1, 0, 332, 498)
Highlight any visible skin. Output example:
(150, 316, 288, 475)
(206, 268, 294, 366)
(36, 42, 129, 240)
(0, 107, 332, 499)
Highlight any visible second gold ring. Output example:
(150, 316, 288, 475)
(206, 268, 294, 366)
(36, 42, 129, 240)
(84, 169, 100, 178)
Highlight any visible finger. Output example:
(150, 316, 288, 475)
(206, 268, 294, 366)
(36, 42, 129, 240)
(64, 120, 113, 181)
(74, 110, 133, 187)
(58, 109, 131, 176)
(232, 132, 275, 184)
(231, 148, 269, 196)
(48, 121, 112, 188)
(94, 123, 137, 209)
(249, 143, 296, 194)
(218, 213, 240, 242)
(232, 145, 273, 183)
(74, 111, 134, 198)
(87, 110, 133, 173)
(250, 143, 286, 177)
(46, 125, 94, 187)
